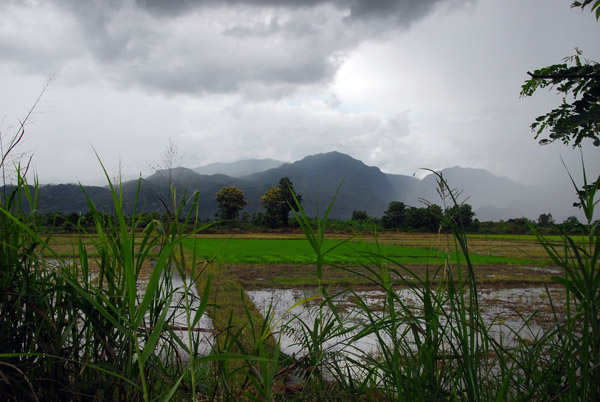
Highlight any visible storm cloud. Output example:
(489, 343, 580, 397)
(133, 0, 455, 22)
(5, 0, 465, 97)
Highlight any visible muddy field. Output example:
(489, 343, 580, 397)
(218, 263, 563, 289)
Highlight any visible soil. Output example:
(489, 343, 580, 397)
(221, 263, 564, 290)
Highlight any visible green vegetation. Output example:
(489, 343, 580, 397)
(260, 177, 303, 228)
(182, 237, 542, 266)
(215, 186, 247, 221)
(521, 48, 600, 147)
(521, 2, 599, 146)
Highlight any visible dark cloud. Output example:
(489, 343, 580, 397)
(16, 0, 465, 97)
(124, 35, 339, 97)
(135, 0, 451, 25)
(344, 0, 445, 22)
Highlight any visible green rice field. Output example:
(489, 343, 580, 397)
(182, 236, 550, 265)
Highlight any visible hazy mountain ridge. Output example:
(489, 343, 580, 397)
(193, 158, 284, 177)
(26, 151, 579, 221)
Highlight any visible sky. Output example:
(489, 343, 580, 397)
(0, 0, 599, 187)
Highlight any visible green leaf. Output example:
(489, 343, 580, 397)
(551, 276, 583, 300)
(192, 274, 211, 328)
(161, 373, 185, 402)
(135, 241, 176, 328)
(140, 293, 173, 365)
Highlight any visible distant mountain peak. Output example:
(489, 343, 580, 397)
(294, 151, 372, 169)
(302, 151, 359, 161)
(147, 167, 199, 181)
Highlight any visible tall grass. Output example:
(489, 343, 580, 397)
(526, 165, 600, 400)
(0, 158, 218, 400)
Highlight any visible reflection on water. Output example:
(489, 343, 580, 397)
(47, 256, 216, 358)
(247, 286, 563, 361)
(45, 255, 564, 370)
(169, 270, 214, 357)
(138, 270, 215, 359)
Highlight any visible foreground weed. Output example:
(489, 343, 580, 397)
(527, 164, 600, 400)
(0, 160, 217, 400)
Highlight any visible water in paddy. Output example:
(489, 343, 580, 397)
(167, 270, 214, 357)
(137, 269, 215, 358)
(247, 286, 563, 360)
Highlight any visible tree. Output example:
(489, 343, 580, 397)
(250, 211, 265, 227)
(445, 203, 475, 230)
(537, 213, 555, 227)
(423, 204, 443, 232)
(506, 217, 532, 234)
(278, 177, 302, 226)
(404, 205, 443, 232)
(261, 187, 284, 228)
(382, 201, 407, 229)
(520, 3, 600, 147)
(521, 3, 600, 211)
(404, 206, 422, 230)
(572, 1, 600, 18)
(562, 215, 582, 233)
(521, 49, 600, 147)
(215, 186, 247, 221)
(351, 210, 369, 221)
(260, 178, 303, 228)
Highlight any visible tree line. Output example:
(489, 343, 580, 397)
(34, 176, 587, 235)
(212, 176, 587, 234)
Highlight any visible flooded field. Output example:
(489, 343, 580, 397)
(50, 241, 567, 362)
(15, 225, 588, 400)
(246, 283, 565, 359)
(43, 233, 573, 374)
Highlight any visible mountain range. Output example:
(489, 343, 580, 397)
(24, 151, 581, 222)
